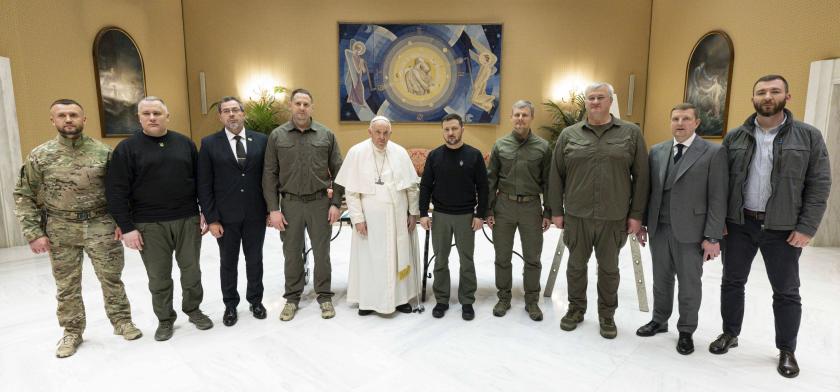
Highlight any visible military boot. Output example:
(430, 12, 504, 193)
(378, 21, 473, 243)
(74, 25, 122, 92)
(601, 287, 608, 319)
(560, 309, 584, 331)
(188, 310, 214, 330)
(320, 301, 336, 319)
(114, 321, 143, 340)
(525, 303, 543, 321)
(280, 302, 298, 321)
(56, 333, 82, 358)
(155, 321, 174, 341)
(599, 316, 618, 339)
(492, 300, 511, 317)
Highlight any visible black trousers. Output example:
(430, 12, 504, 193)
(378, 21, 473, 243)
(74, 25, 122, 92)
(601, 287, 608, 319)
(218, 219, 266, 308)
(721, 216, 802, 352)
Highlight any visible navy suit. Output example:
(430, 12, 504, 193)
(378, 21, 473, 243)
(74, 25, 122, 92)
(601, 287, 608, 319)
(198, 129, 268, 308)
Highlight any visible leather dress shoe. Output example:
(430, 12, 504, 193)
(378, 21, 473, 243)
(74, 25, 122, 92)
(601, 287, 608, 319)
(250, 303, 267, 319)
(223, 307, 237, 327)
(676, 332, 694, 355)
(778, 351, 800, 378)
(395, 303, 413, 313)
(358, 309, 375, 316)
(708, 333, 738, 354)
(636, 320, 668, 337)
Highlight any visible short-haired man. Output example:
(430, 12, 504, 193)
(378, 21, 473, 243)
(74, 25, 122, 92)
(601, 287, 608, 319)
(263, 89, 344, 321)
(106, 96, 213, 341)
(198, 96, 269, 326)
(709, 75, 831, 378)
(549, 82, 649, 339)
(486, 100, 552, 321)
(419, 113, 489, 320)
(635, 103, 727, 355)
(14, 99, 142, 358)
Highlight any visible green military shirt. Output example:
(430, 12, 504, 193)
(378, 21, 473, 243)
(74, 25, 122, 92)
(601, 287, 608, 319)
(14, 134, 112, 242)
(487, 130, 552, 217)
(262, 119, 344, 211)
(548, 115, 649, 221)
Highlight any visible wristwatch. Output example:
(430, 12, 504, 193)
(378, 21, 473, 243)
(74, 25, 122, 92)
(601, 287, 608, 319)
(705, 237, 720, 244)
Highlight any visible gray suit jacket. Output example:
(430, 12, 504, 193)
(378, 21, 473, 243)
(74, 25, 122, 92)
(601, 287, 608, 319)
(645, 136, 728, 243)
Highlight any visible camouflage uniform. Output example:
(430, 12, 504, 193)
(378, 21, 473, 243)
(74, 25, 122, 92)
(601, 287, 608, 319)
(14, 134, 133, 336)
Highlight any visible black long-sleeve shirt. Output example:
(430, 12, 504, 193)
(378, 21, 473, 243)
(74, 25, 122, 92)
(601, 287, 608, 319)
(419, 144, 489, 218)
(106, 130, 199, 233)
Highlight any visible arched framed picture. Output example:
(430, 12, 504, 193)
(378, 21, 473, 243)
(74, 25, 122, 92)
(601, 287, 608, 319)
(684, 30, 734, 138)
(93, 26, 147, 137)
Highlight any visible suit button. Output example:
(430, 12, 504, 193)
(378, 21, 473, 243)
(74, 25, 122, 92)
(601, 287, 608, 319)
(241, 173, 245, 176)
(240, 189, 245, 192)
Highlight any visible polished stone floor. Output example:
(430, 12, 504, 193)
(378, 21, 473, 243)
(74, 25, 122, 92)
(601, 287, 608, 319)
(0, 225, 838, 392)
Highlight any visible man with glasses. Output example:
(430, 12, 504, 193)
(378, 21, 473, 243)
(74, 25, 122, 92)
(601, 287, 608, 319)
(198, 96, 269, 326)
(549, 82, 649, 339)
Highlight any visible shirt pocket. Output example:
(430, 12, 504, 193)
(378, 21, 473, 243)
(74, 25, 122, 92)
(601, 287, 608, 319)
(605, 136, 633, 161)
(498, 151, 516, 177)
(779, 144, 810, 178)
(310, 139, 331, 175)
(563, 139, 593, 161)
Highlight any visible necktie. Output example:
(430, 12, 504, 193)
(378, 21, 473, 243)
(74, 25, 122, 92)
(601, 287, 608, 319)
(233, 135, 246, 168)
(674, 143, 685, 163)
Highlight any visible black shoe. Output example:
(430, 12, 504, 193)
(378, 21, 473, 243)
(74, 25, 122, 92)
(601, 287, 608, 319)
(461, 304, 475, 321)
(223, 306, 237, 327)
(708, 333, 739, 354)
(432, 303, 449, 318)
(358, 309, 375, 316)
(778, 351, 800, 378)
(395, 303, 413, 313)
(676, 332, 694, 355)
(636, 320, 668, 337)
(249, 303, 267, 320)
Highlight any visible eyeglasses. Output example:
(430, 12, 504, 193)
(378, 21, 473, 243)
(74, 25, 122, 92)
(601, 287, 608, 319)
(586, 95, 610, 102)
(221, 107, 243, 114)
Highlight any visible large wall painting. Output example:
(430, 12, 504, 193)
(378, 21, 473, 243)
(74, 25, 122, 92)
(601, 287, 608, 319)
(93, 26, 146, 137)
(339, 23, 502, 124)
(684, 30, 734, 138)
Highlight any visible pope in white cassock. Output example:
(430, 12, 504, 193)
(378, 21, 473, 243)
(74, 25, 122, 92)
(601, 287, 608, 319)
(335, 116, 422, 315)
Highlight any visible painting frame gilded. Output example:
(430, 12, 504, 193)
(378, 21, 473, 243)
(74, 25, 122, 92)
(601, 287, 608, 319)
(683, 30, 734, 138)
(339, 23, 503, 124)
(93, 26, 147, 138)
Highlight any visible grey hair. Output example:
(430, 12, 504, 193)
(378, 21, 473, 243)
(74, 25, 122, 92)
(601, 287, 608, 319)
(584, 82, 615, 97)
(369, 115, 392, 128)
(137, 96, 168, 112)
(217, 96, 244, 113)
(511, 100, 534, 116)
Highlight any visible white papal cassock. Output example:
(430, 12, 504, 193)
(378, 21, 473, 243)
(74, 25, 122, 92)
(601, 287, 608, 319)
(335, 139, 421, 313)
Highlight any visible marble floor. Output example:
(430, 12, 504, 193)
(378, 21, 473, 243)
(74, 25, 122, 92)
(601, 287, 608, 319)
(0, 226, 838, 392)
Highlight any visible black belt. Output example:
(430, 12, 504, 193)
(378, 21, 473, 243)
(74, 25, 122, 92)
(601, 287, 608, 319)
(46, 207, 109, 221)
(744, 209, 766, 221)
(499, 191, 540, 203)
(283, 190, 327, 202)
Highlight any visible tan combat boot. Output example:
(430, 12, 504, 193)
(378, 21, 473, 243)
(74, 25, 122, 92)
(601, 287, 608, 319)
(280, 302, 298, 321)
(56, 333, 82, 358)
(114, 321, 143, 340)
(320, 301, 336, 319)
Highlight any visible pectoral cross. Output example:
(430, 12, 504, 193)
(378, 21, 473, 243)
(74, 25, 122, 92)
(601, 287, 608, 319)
(375, 177, 384, 185)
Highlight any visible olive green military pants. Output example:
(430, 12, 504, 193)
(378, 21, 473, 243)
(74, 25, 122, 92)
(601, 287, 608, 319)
(280, 197, 333, 304)
(136, 215, 203, 323)
(46, 215, 132, 335)
(431, 212, 477, 305)
(564, 215, 627, 317)
(492, 197, 543, 304)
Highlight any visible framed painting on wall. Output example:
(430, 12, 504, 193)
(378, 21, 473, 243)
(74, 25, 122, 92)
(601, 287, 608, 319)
(684, 30, 734, 138)
(339, 23, 502, 124)
(93, 26, 147, 137)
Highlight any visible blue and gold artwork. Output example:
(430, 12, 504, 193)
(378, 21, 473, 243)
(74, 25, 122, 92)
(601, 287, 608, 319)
(339, 23, 502, 124)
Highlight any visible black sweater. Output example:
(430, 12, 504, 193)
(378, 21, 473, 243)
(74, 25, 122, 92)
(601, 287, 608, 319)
(106, 130, 199, 233)
(419, 144, 489, 218)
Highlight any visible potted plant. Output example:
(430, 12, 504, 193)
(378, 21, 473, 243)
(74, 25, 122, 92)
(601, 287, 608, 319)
(540, 92, 586, 151)
(210, 86, 290, 135)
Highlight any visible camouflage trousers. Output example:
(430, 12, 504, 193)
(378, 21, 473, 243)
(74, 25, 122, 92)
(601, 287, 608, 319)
(45, 215, 132, 335)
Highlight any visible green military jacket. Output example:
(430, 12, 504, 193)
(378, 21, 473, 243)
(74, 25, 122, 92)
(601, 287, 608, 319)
(548, 116, 649, 221)
(487, 130, 552, 217)
(262, 119, 344, 210)
(14, 134, 112, 242)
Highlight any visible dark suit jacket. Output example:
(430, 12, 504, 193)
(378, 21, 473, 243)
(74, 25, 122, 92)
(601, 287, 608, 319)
(645, 136, 728, 243)
(198, 129, 268, 224)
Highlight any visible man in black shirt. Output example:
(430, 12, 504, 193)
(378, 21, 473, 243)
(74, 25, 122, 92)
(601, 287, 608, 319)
(106, 96, 213, 341)
(419, 113, 489, 320)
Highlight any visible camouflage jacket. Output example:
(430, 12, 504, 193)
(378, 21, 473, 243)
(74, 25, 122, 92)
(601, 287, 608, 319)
(14, 134, 112, 242)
